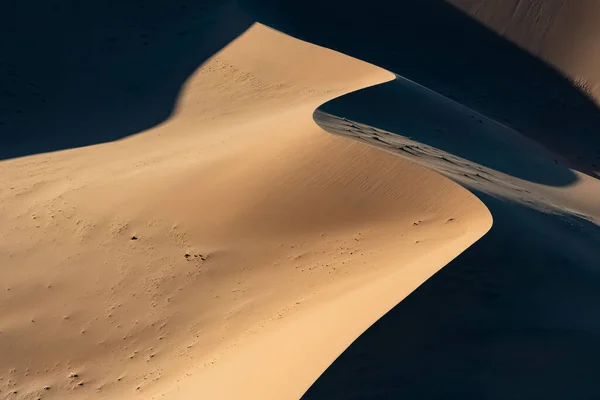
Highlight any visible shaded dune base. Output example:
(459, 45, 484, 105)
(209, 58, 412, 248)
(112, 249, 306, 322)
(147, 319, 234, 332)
(0, 25, 491, 399)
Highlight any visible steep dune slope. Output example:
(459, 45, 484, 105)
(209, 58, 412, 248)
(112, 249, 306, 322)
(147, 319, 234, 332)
(0, 24, 491, 400)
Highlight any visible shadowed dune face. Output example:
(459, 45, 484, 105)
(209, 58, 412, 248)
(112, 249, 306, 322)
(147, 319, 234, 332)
(0, 0, 252, 160)
(243, 0, 600, 178)
(315, 77, 577, 187)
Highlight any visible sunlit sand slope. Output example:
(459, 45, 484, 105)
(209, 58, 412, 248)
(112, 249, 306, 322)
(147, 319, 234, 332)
(0, 24, 491, 400)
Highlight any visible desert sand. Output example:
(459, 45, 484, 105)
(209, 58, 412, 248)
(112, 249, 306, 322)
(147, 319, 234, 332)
(1, 1, 600, 399)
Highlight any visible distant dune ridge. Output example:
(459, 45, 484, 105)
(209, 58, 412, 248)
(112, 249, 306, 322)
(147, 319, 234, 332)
(1, 1, 600, 400)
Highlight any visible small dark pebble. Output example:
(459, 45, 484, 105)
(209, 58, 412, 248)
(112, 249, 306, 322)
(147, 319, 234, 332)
(184, 253, 191, 258)
(130, 236, 138, 241)
(44, 385, 50, 390)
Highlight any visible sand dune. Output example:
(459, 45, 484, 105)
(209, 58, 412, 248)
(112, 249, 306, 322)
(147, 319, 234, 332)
(1, 24, 490, 399)
(2, 0, 600, 399)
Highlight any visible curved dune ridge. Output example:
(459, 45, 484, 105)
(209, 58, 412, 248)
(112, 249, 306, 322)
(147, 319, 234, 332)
(0, 24, 491, 399)
(2, 2, 600, 400)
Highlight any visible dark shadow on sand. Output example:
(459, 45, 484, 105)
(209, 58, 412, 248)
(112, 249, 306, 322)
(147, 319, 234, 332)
(243, 0, 600, 178)
(303, 193, 600, 399)
(317, 77, 577, 186)
(0, 0, 253, 160)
